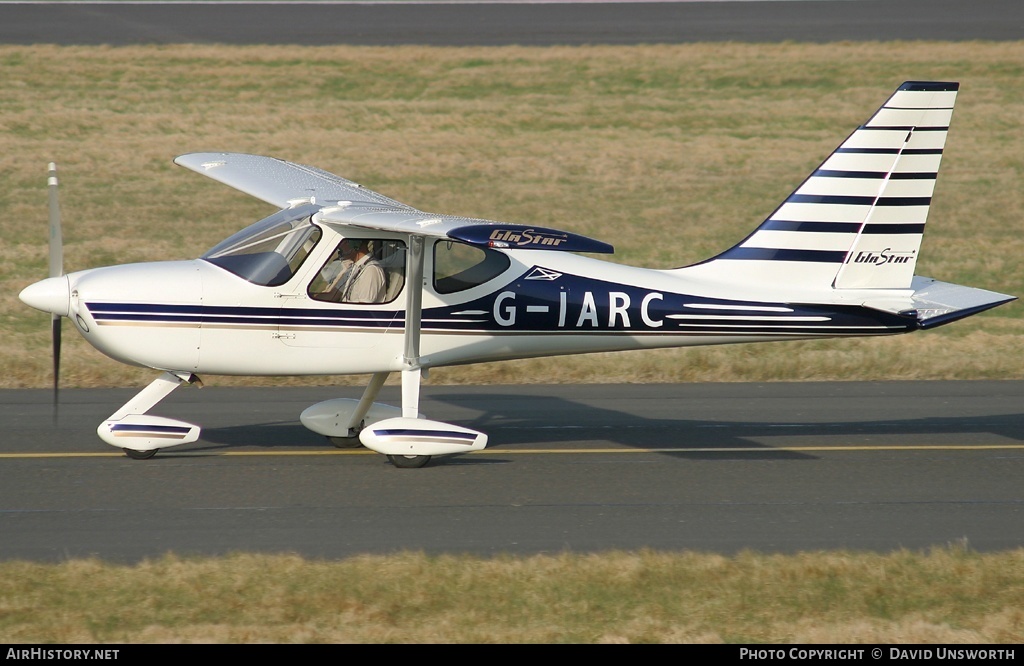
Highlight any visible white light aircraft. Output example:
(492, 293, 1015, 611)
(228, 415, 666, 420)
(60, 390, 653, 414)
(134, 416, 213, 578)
(20, 81, 1015, 467)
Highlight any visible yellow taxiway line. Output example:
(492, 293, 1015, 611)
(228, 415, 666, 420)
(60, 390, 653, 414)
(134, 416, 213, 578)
(2, 443, 1024, 459)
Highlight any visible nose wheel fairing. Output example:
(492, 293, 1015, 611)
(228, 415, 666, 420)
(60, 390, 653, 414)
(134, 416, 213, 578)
(97, 371, 201, 458)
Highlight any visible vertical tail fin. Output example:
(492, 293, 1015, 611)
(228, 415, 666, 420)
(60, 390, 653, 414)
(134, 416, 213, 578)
(684, 81, 959, 292)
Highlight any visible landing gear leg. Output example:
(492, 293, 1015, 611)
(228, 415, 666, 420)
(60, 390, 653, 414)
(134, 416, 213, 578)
(355, 235, 484, 467)
(388, 235, 430, 469)
(329, 371, 389, 448)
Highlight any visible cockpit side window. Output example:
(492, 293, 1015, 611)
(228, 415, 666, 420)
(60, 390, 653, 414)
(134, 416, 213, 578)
(201, 205, 322, 287)
(309, 238, 406, 305)
(433, 240, 511, 294)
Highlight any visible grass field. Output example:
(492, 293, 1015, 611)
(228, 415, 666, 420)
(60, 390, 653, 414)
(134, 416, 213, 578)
(2, 41, 1023, 388)
(1, 548, 1022, 643)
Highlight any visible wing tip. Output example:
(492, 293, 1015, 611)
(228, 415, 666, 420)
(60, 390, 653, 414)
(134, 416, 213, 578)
(899, 81, 959, 92)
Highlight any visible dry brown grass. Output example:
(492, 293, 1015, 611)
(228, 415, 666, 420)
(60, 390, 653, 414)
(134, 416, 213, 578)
(1, 548, 1021, 643)
(2, 42, 1023, 388)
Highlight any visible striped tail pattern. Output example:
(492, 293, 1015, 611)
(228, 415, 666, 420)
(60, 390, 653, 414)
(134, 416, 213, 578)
(690, 81, 959, 293)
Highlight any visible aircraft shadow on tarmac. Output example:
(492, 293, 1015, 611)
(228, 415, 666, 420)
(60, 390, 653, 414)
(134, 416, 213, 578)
(194, 390, 1024, 464)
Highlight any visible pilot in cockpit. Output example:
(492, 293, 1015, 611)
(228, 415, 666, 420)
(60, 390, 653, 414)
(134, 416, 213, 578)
(315, 238, 387, 304)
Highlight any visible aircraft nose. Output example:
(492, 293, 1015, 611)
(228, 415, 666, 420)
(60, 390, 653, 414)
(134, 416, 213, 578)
(19, 276, 70, 317)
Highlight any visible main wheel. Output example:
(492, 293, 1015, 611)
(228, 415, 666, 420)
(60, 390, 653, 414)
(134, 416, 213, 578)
(123, 448, 157, 460)
(387, 454, 431, 469)
(329, 419, 365, 448)
(329, 436, 364, 449)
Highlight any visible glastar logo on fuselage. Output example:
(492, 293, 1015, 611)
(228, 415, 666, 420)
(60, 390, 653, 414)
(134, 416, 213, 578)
(489, 228, 568, 248)
(850, 248, 916, 266)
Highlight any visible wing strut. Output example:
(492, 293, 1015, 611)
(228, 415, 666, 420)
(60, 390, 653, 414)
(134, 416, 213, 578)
(401, 235, 425, 419)
(356, 233, 488, 467)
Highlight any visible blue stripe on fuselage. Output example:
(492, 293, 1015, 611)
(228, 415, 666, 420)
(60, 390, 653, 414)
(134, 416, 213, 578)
(85, 268, 916, 337)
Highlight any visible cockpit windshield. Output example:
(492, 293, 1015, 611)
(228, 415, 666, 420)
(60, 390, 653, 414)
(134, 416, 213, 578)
(202, 204, 322, 286)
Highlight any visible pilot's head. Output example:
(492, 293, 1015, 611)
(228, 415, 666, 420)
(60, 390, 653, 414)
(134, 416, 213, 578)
(340, 238, 366, 257)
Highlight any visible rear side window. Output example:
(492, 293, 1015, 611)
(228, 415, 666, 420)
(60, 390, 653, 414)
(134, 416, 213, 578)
(433, 240, 510, 294)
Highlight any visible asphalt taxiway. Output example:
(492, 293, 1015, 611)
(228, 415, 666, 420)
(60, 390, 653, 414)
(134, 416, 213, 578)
(1, 0, 1021, 46)
(2, 382, 1022, 561)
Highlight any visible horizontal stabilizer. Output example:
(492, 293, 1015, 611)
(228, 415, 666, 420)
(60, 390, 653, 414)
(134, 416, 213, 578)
(909, 278, 1015, 329)
(864, 277, 1015, 329)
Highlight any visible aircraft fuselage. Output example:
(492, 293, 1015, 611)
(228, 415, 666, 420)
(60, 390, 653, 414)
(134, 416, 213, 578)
(58, 223, 916, 378)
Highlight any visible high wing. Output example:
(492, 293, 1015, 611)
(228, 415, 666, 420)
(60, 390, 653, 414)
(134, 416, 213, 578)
(174, 152, 415, 211)
(174, 152, 613, 253)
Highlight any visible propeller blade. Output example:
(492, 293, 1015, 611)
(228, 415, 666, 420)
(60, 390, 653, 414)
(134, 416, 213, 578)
(47, 163, 63, 418)
(52, 313, 61, 412)
(48, 162, 62, 279)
